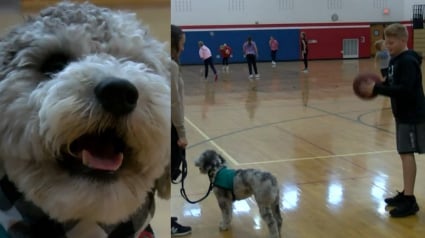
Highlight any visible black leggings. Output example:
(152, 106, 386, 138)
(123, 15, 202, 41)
(271, 50, 277, 61)
(222, 57, 229, 66)
(303, 50, 308, 69)
(171, 124, 185, 180)
(203, 57, 217, 78)
(246, 54, 258, 75)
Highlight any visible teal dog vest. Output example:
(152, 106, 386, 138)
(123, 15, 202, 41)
(213, 167, 236, 191)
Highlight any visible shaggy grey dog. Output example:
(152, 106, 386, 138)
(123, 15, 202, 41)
(194, 150, 282, 238)
(0, 2, 170, 238)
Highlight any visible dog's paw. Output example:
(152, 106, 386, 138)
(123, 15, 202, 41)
(219, 222, 230, 231)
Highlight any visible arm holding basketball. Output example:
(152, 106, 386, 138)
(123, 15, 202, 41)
(373, 82, 403, 97)
(374, 60, 418, 97)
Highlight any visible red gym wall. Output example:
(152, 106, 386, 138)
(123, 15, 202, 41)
(301, 26, 371, 59)
(300, 22, 413, 60)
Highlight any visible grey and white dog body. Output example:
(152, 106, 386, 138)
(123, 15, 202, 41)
(195, 150, 282, 238)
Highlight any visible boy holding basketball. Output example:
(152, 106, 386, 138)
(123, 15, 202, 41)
(362, 23, 425, 217)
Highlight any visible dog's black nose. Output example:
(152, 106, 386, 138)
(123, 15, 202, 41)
(94, 77, 139, 116)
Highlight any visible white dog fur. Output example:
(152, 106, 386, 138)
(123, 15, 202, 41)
(0, 2, 170, 237)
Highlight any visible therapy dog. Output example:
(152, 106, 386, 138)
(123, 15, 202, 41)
(194, 150, 282, 238)
(0, 2, 170, 237)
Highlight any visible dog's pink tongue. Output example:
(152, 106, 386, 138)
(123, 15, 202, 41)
(82, 150, 123, 171)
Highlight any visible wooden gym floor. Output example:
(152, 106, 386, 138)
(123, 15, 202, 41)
(170, 59, 425, 238)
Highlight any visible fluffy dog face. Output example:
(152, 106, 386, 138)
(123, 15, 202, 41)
(0, 3, 170, 223)
(194, 150, 226, 174)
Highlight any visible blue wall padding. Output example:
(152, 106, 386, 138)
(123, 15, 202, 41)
(180, 29, 301, 65)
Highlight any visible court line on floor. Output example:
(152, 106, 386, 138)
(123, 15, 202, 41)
(185, 117, 240, 165)
(239, 149, 397, 166)
(187, 114, 326, 148)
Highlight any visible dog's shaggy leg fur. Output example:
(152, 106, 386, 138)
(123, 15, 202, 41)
(273, 195, 283, 236)
(259, 205, 281, 238)
(214, 189, 233, 231)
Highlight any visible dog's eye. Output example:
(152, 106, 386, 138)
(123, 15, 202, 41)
(40, 52, 72, 76)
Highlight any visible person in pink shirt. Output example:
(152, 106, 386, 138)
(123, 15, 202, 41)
(198, 41, 218, 81)
(269, 36, 279, 67)
(243, 36, 260, 79)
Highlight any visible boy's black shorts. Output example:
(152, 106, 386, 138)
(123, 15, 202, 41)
(396, 121, 425, 154)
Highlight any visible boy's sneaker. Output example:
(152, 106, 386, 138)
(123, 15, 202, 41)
(255, 74, 260, 79)
(385, 191, 405, 206)
(389, 195, 419, 218)
(171, 217, 192, 236)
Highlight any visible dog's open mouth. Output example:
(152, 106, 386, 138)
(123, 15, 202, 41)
(59, 129, 127, 177)
(71, 131, 125, 171)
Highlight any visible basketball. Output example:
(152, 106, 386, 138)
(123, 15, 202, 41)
(352, 72, 381, 100)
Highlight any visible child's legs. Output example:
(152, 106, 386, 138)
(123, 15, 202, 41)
(208, 58, 217, 74)
(271, 50, 277, 61)
(400, 153, 416, 195)
(303, 52, 308, 69)
(247, 54, 253, 74)
(396, 122, 425, 195)
(204, 59, 209, 78)
(252, 55, 258, 74)
(223, 57, 228, 66)
(204, 57, 211, 78)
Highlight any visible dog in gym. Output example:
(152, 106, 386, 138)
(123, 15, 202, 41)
(194, 150, 282, 238)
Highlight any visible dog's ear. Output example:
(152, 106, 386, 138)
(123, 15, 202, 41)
(218, 154, 226, 165)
